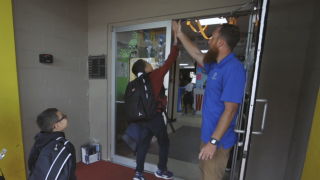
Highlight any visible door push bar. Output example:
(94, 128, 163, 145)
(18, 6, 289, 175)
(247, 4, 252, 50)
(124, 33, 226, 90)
(234, 99, 268, 135)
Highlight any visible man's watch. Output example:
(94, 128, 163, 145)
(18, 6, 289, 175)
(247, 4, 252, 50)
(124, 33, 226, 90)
(210, 138, 219, 145)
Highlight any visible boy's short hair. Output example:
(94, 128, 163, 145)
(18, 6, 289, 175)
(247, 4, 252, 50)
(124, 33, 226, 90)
(37, 108, 59, 133)
(132, 59, 146, 76)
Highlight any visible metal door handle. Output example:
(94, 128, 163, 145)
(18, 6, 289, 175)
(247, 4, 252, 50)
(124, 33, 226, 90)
(234, 99, 268, 135)
(252, 99, 268, 135)
(234, 115, 246, 134)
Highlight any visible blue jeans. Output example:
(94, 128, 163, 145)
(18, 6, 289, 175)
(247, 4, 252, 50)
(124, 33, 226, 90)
(135, 112, 170, 173)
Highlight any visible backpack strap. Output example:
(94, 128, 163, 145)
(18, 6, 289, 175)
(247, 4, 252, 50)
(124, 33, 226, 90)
(158, 100, 175, 133)
(157, 85, 175, 133)
(45, 138, 71, 180)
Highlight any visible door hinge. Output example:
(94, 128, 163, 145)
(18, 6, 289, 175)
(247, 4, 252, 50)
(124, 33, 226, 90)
(111, 26, 114, 32)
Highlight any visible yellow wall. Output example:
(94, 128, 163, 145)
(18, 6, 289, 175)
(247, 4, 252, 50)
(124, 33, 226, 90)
(0, 0, 26, 179)
(302, 87, 320, 180)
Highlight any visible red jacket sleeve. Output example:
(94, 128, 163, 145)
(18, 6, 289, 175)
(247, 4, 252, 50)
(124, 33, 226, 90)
(149, 45, 179, 107)
(151, 45, 179, 79)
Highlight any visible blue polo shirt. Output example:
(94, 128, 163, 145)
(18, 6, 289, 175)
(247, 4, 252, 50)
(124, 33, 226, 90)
(202, 52, 246, 149)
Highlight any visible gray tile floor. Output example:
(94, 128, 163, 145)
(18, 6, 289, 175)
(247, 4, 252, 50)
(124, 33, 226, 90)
(143, 113, 232, 180)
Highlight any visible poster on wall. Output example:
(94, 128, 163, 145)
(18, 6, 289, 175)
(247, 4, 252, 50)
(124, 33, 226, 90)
(129, 58, 156, 82)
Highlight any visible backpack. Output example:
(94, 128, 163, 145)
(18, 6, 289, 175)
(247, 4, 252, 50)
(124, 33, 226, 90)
(124, 73, 158, 122)
(28, 137, 72, 180)
(123, 73, 175, 132)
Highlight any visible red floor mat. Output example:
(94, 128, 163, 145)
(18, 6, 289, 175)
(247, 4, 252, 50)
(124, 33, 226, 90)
(76, 160, 162, 180)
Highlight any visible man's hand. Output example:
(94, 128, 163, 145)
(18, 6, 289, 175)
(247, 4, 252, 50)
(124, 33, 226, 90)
(199, 143, 217, 161)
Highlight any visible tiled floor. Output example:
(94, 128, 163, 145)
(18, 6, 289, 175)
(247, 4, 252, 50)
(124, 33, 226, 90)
(116, 112, 234, 180)
(165, 113, 234, 180)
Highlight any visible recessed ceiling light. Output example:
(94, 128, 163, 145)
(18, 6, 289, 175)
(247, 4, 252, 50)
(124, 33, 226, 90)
(196, 18, 227, 26)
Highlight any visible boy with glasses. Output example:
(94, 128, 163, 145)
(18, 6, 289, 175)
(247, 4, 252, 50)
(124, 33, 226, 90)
(28, 108, 77, 180)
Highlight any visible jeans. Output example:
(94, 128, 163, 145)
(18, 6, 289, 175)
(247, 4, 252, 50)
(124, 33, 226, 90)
(135, 112, 170, 173)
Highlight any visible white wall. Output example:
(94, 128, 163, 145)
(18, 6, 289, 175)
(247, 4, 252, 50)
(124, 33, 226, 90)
(12, 0, 89, 171)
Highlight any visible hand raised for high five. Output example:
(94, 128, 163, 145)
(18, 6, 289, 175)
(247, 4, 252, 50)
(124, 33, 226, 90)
(172, 20, 180, 43)
(172, 20, 182, 38)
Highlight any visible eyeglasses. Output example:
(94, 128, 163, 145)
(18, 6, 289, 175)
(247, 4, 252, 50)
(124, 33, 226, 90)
(57, 114, 67, 123)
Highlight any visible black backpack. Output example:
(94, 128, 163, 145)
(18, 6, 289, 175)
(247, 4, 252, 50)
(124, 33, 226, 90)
(124, 73, 175, 132)
(124, 73, 158, 122)
(28, 137, 73, 180)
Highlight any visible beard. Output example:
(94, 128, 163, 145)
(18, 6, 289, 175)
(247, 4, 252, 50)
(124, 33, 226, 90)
(203, 44, 219, 64)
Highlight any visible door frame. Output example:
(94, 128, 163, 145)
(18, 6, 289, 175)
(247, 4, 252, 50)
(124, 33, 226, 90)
(110, 20, 172, 172)
(235, 0, 270, 179)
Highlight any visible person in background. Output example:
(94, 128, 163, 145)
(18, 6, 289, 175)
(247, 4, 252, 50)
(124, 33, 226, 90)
(182, 77, 196, 115)
(173, 20, 246, 180)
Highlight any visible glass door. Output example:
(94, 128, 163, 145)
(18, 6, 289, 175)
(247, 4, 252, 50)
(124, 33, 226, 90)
(230, 0, 269, 179)
(110, 21, 172, 173)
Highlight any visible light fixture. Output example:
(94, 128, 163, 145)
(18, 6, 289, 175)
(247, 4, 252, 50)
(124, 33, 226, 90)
(184, 66, 195, 69)
(195, 18, 227, 26)
(187, 17, 227, 40)
(179, 63, 188, 66)
(201, 50, 208, 53)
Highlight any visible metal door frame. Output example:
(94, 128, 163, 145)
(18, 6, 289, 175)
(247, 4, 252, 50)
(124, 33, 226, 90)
(110, 20, 172, 172)
(231, 0, 270, 179)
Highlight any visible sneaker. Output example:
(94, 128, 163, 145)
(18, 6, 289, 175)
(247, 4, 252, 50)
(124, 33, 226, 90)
(182, 113, 188, 116)
(155, 169, 173, 179)
(133, 171, 146, 180)
(192, 110, 196, 115)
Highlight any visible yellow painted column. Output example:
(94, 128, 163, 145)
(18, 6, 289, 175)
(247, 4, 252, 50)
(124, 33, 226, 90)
(302, 87, 320, 180)
(0, 0, 27, 179)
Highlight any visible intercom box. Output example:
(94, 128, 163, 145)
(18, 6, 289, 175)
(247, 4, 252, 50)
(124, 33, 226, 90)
(39, 54, 53, 63)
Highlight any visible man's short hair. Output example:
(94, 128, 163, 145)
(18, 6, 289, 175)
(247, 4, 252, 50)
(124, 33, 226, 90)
(37, 108, 59, 133)
(132, 59, 146, 76)
(218, 24, 241, 51)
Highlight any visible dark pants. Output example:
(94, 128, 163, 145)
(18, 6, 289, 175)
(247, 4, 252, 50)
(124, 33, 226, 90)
(135, 112, 170, 173)
(183, 91, 194, 106)
(183, 92, 194, 113)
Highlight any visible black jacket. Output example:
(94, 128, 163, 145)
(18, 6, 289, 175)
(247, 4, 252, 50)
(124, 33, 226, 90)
(28, 131, 77, 180)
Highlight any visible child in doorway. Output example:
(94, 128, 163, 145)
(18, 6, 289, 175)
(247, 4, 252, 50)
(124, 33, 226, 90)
(130, 23, 179, 180)
(182, 77, 196, 115)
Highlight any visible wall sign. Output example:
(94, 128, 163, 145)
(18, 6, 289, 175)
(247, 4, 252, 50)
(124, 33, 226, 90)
(88, 55, 106, 79)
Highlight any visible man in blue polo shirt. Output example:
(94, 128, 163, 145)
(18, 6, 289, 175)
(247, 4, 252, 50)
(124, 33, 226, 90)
(173, 21, 246, 180)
